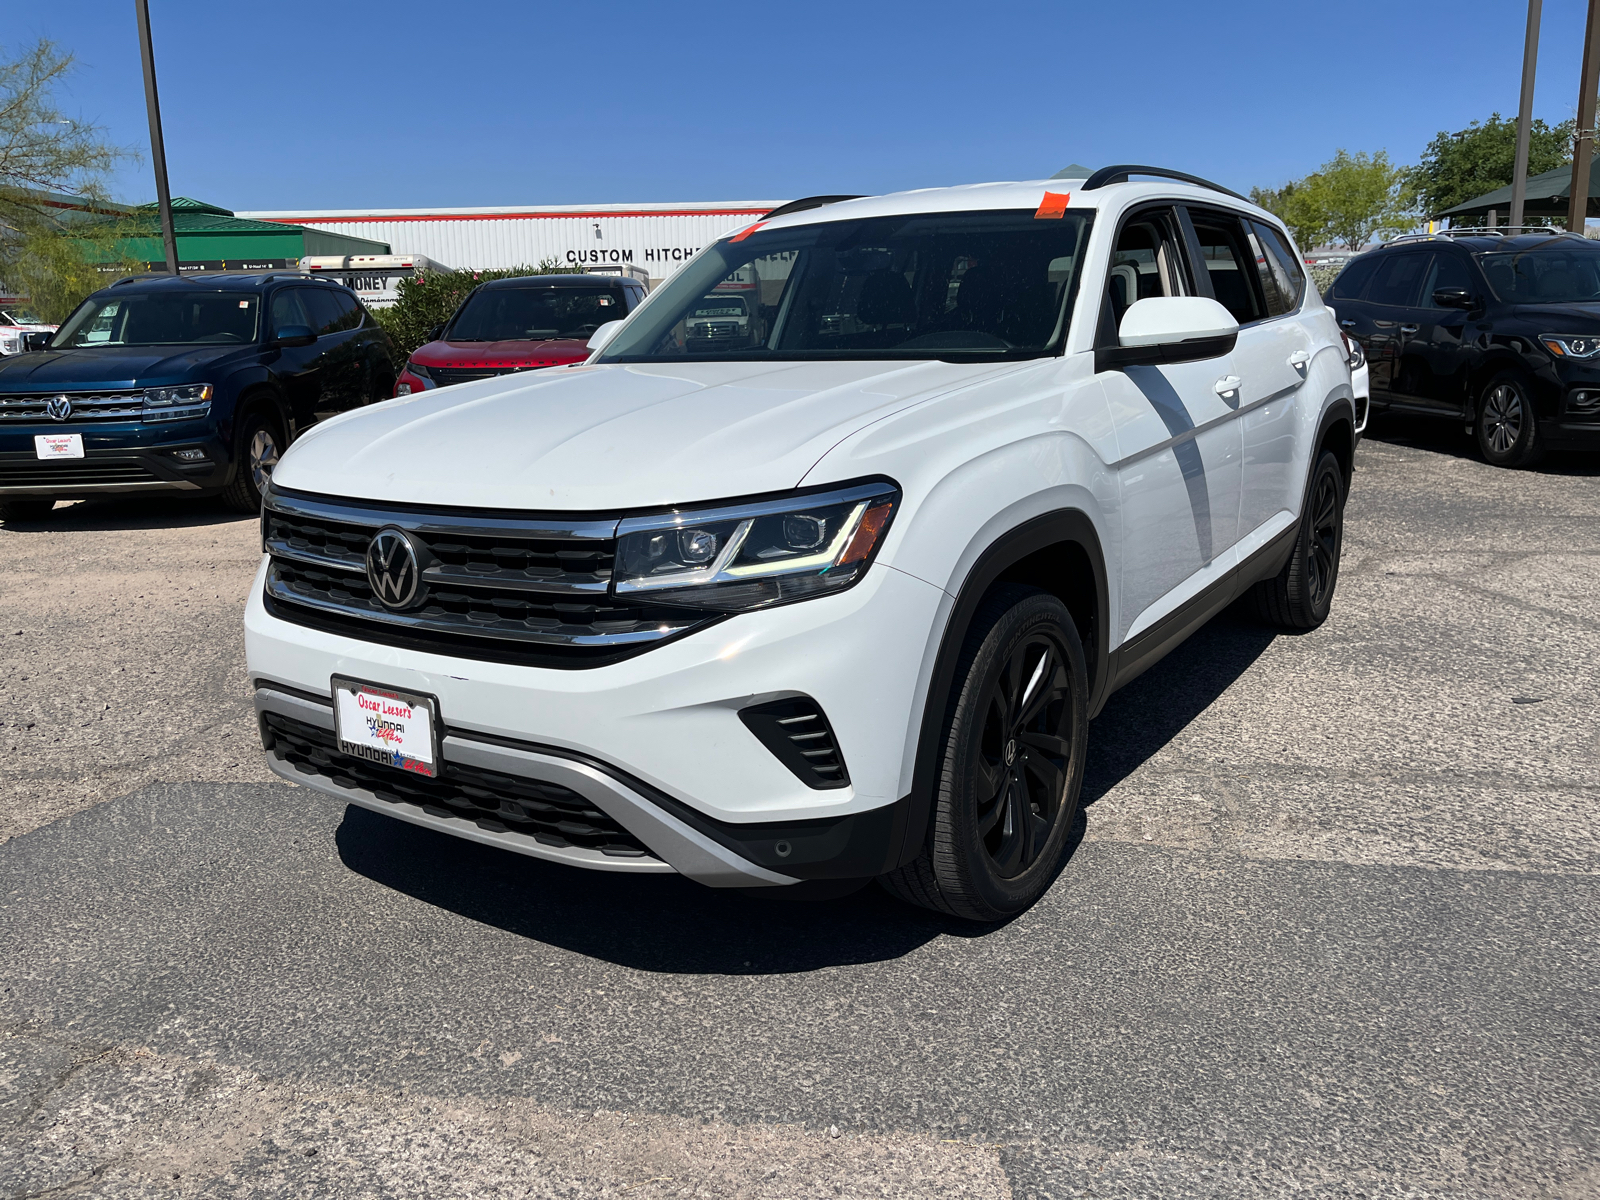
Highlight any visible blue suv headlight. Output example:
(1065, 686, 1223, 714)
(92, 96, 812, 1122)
(142, 383, 214, 423)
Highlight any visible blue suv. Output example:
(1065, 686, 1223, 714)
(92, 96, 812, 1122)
(0, 272, 398, 519)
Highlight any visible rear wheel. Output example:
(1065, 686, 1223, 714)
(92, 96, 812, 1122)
(880, 585, 1088, 922)
(221, 406, 284, 513)
(0, 499, 55, 523)
(1249, 449, 1344, 630)
(1475, 372, 1543, 468)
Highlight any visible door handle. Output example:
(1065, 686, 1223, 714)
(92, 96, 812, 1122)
(1338, 319, 1356, 329)
(1400, 324, 1420, 335)
(1214, 375, 1241, 395)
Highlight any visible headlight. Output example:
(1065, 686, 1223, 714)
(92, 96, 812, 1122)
(142, 383, 213, 423)
(1540, 335, 1600, 359)
(613, 480, 900, 612)
(404, 360, 432, 382)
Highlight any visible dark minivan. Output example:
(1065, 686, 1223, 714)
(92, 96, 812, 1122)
(1324, 230, 1600, 467)
(0, 272, 397, 519)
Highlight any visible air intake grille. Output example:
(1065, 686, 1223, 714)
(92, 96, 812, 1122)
(261, 710, 656, 858)
(261, 486, 714, 669)
(0, 391, 146, 423)
(430, 364, 560, 387)
(0, 460, 159, 487)
(738, 696, 850, 790)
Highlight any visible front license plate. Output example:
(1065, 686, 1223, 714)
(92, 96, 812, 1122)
(35, 433, 84, 460)
(331, 677, 440, 778)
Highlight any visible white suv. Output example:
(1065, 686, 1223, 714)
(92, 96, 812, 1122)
(246, 167, 1358, 921)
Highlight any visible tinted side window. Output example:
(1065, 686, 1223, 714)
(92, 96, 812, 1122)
(1327, 255, 1380, 301)
(1366, 253, 1430, 307)
(1249, 221, 1306, 316)
(331, 291, 365, 330)
(1189, 214, 1264, 324)
(1104, 208, 1190, 329)
(302, 289, 349, 336)
(269, 288, 312, 334)
(1421, 254, 1473, 308)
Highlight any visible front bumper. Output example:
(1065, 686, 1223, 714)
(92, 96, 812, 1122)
(245, 555, 948, 884)
(0, 419, 231, 497)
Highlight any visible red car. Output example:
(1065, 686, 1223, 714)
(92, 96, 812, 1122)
(395, 273, 646, 396)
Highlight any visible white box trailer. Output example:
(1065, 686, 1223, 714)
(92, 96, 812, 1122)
(298, 254, 453, 308)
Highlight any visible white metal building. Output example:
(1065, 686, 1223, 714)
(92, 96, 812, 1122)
(235, 201, 787, 285)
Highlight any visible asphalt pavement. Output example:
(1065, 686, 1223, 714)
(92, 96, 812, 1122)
(1, 417, 1596, 1199)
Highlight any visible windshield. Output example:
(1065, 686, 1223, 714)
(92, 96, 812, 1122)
(447, 286, 625, 341)
(1477, 244, 1600, 304)
(597, 209, 1091, 363)
(690, 296, 748, 318)
(53, 292, 260, 347)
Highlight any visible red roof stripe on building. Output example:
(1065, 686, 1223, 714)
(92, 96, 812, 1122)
(258, 209, 777, 226)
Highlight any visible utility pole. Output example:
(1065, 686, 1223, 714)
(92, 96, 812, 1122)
(1568, 0, 1600, 233)
(134, 0, 180, 275)
(1511, 0, 1542, 229)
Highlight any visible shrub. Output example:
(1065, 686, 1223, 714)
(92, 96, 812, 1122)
(372, 259, 574, 357)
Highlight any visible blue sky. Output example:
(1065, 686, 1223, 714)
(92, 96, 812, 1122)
(11, 0, 1592, 210)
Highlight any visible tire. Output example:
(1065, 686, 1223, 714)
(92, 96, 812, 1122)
(1249, 449, 1345, 630)
(0, 499, 55, 523)
(221, 405, 284, 513)
(1474, 372, 1543, 468)
(880, 585, 1089, 922)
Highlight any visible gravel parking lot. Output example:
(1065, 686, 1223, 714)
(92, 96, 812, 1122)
(2, 422, 1596, 1198)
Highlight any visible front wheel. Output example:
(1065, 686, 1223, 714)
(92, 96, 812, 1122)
(1249, 449, 1345, 630)
(221, 407, 284, 513)
(880, 585, 1089, 922)
(1475, 373, 1543, 468)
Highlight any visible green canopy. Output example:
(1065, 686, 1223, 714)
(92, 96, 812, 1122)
(1441, 160, 1600, 220)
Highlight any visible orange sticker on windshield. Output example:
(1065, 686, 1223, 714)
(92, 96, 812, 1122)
(1034, 192, 1071, 219)
(729, 221, 768, 242)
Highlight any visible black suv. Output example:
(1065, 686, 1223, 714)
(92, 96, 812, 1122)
(0, 272, 397, 518)
(1325, 230, 1600, 466)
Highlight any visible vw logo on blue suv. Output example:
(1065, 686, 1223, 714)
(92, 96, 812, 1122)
(0, 271, 398, 521)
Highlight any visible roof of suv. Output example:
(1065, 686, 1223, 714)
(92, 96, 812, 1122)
(105, 272, 352, 294)
(474, 274, 640, 290)
(757, 176, 1269, 233)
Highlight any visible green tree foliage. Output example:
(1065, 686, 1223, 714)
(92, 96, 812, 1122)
(372, 261, 582, 356)
(1410, 112, 1573, 221)
(0, 40, 141, 321)
(1252, 150, 1416, 249)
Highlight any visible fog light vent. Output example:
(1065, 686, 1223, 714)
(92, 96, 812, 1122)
(1569, 389, 1600, 414)
(739, 696, 850, 790)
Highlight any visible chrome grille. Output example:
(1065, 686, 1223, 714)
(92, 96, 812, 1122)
(262, 486, 716, 668)
(0, 391, 145, 422)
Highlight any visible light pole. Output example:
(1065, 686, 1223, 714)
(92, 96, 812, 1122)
(1510, 0, 1541, 230)
(1568, 0, 1600, 233)
(134, 0, 179, 275)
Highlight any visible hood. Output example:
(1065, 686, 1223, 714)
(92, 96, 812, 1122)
(411, 338, 590, 369)
(0, 343, 255, 391)
(1511, 303, 1600, 330)
(274, 358, 1021, 510)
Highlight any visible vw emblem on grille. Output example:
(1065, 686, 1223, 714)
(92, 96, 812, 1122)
(366, 527, 423, 610)
(46, 395, 72, 421)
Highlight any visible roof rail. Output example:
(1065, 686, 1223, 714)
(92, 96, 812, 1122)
(1389, 227, 1571, 246)
(1080, 165, 1248, 203)
(760, 195, 865, 221)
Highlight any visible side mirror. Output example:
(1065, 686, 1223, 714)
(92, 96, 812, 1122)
(587, 320, 624, 353)
(21, 331, 52, 352)
(1095, 296, 1239, 372)
(273, 324, 317, 348)
(427, 324, 446, 342)
(1432, 287, 1476, 310)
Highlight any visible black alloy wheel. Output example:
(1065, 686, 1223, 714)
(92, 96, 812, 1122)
(222, 407, 284, 513)
(880, 585, 1088, 921)
(1250, 449, 1345, 630)
(1475, 372, 1543, 468)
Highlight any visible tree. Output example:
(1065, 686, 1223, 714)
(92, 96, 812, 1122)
(1253, 150, 1416, 249)
(0, 40, 139, 321)
(1410, 112, 1573, 221)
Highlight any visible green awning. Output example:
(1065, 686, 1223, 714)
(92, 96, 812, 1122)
(1441, 160, 1600, 219)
